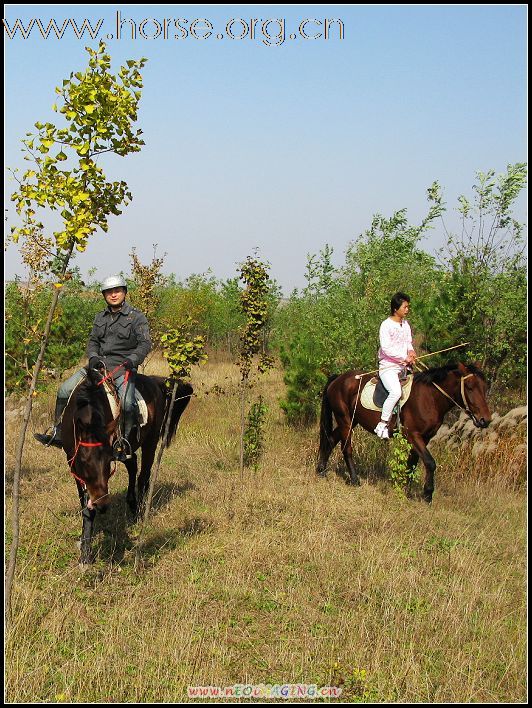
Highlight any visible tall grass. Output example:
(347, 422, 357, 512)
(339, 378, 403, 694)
(5, 359, 526, 702)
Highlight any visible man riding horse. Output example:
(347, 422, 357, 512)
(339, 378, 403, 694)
(35, 274, 152, 462)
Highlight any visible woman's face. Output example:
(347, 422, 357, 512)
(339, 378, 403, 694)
(395, 300, 410, 318)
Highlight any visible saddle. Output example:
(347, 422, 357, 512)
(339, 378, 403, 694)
(102, 379, 148, 427)
(360, 374, 414, 412)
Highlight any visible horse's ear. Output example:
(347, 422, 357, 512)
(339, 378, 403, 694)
(457, 362, 468, 375)
(105, 417, 119, 438)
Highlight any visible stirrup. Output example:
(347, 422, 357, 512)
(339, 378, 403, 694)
(112, 437, 132, 461)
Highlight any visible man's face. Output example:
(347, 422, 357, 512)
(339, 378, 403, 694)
(103, 287, 126, 308)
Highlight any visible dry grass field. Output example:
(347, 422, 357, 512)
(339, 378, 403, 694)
(5, 357, 527, 702)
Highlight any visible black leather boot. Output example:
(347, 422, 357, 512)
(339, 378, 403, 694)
(34, 424, 63, 448)
(34, 398, 67, 448)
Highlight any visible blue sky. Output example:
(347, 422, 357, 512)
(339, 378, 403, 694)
(4, 4, 527, 292)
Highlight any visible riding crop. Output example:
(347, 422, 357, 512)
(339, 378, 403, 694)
(353, 343, 470, 379)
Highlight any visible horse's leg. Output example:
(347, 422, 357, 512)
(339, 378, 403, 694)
(339, 420, 360, 487)
(405, 447, 420, 498)
(137, 438, 157, 515)
(409, 433, 436, 503)
(74, 480, 96, 564)
(75, 479, 86, 509)
(79, 500, 96, 565)
(317, 427, 342, 477)
(406, 448, 419, 476)
(124, 453, 138, 516)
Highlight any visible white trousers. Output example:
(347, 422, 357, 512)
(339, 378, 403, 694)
(379, 364, 402, 422)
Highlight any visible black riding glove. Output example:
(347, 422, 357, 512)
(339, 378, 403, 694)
(122, 358, 135, 371)
(89, 356, 104, 371)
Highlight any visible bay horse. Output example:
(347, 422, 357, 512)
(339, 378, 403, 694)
(62, 371, 192, 564)
(317, 362, 491, 502)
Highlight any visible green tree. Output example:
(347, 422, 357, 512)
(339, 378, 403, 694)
(128, 245, 166, 362)
(136, 318, 206, 564)
(430, 164, 527, 387)
(237, 255, 275, 474)
(276, 200, 445, 426)
(5, 42, 147, 624)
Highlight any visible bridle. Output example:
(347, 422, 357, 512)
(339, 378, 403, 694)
(416, 363, 482, 425)
(67, 421, 116, 492)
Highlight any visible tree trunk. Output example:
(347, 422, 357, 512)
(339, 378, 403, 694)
(5, 247, 74, 626)
(239, 378, 247, 478)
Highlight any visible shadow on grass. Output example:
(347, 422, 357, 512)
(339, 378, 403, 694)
(89, 480, 197, 566)
(5, 458, 63, 497)
(332, 454, 388, 484)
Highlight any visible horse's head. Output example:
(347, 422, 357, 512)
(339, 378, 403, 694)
(456, 362, 492, 428)
(72, 384, 119, 512)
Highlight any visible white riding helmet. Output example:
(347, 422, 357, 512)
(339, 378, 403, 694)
(101, 274, 127, 293)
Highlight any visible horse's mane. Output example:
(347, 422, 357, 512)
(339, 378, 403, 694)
(75, 378, 105, 409)
(414, 362, 485, 385)
(72, 379, 110, 442)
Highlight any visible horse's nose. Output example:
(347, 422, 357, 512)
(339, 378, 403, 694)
(87, 490, 110, 512)
(480, 417, 490, 428)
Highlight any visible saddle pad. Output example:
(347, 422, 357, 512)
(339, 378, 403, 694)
(103, 381, 148, 427)
(360, 374, 414, 412)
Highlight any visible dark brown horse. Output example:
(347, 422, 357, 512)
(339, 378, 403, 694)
(62, 372, 192, 564)
(317, 362, 491, 502)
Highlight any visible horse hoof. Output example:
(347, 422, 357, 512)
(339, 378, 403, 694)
(348, 477, 361, 487)
(78, 561, 92, 570)
(423, 493, 433, 504)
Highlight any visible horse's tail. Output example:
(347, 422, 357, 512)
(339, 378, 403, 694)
(163, 380, 193, 448)
(319, 374, 339, 456)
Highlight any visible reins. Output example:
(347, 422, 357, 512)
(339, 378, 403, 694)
(414, 359, 476, 421)
(96, 363, 128, 387)
(340, 376, 363, 453)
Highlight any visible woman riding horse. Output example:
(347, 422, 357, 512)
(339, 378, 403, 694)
(317, 361, 492, 502)
(375, 291, 417, 439)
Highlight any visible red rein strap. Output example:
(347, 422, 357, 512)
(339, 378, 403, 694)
(97, 363, 125, 386)
(68, 440, 116, 488)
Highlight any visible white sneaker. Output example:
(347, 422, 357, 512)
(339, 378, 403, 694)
(374, 421, 390, 439)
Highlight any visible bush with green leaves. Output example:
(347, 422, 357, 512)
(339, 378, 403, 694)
(429, 164, 527, 389)
(5, 275, 101, 392)
(237, 255, 276, 474)
(161, 317, 208, 381)
(157, 272, 246, 353)
(388, 431, 419, 494)
(243, 396, 268, 471)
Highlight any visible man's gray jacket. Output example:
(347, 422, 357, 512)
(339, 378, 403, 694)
(86, 302, 152, 371)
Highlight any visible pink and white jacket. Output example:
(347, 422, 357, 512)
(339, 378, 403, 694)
(378, 317, 414, 368)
